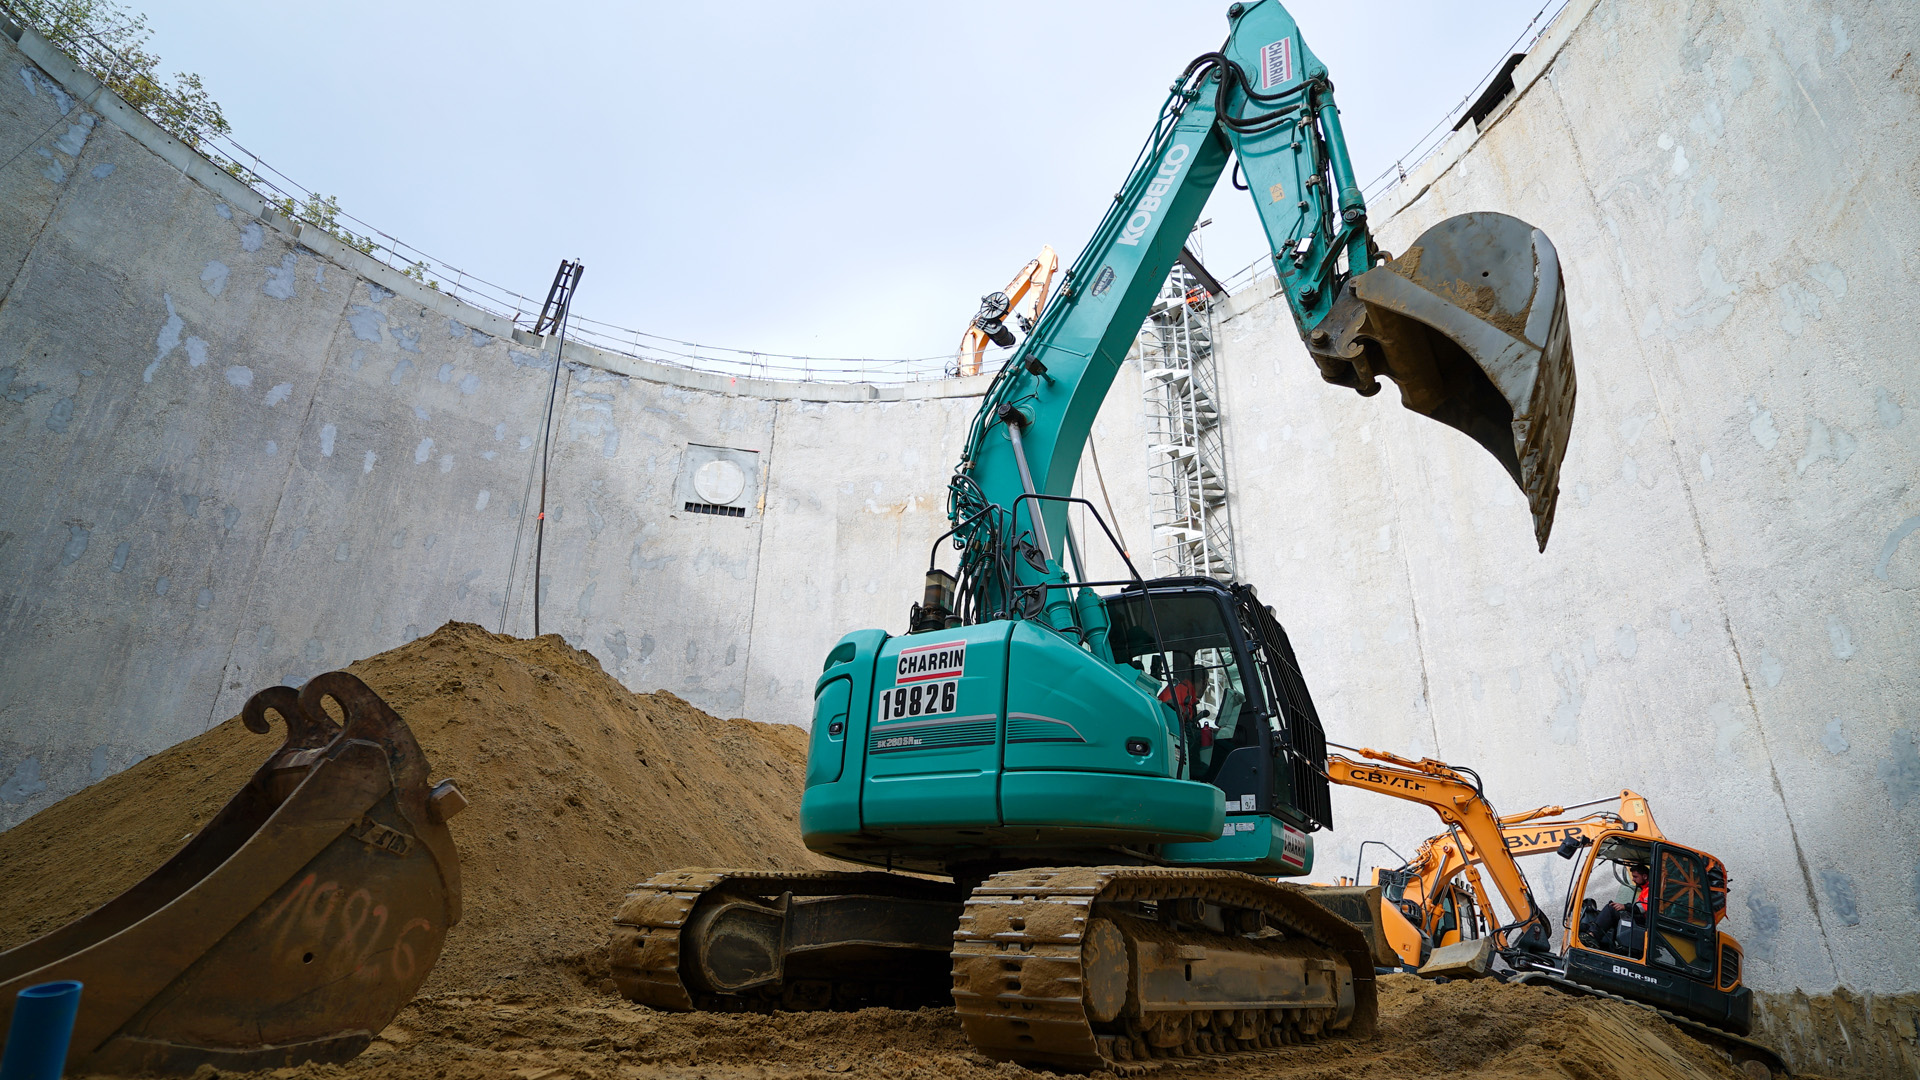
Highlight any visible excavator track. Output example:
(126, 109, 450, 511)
(610, 869, 962, 1012)
(1507, 972, 1789, 1078)
(951, 867, 1378, 1072)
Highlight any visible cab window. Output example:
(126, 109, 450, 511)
(1655, 848, 1713, 926)
(1436, 887, 1459, 938)
(1105, 592, 1259, 778)
(1649, 847, 1718, 979)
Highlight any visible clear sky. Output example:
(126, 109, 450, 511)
(133, 1, 1563, 370)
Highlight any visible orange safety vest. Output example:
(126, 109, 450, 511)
(1158, 682, 1210, 745)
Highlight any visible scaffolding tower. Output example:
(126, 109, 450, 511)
(1138, 262, 1236, 580)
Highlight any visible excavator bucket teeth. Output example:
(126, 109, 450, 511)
(0, 673, 463, 1075)
(1307, 212, 1576, 550)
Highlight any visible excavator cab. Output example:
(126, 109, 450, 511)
(1432, 880, 1484, 951)
(1561, 830, 1750, 1034)
(1103, 577, 1333, 850)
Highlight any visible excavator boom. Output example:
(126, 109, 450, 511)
(1324, 747, 1552, 951)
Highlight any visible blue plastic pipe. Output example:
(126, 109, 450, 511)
(0, 981, 83, 1080)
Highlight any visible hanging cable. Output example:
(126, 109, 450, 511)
(499, 259, 583, 637)
(531, 261, 585, 637)
(1086, 435, 1130, 560)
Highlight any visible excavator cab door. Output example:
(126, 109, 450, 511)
(1106, 582, 1261, 791)
(1570, 834, 1653, 961)
(1647, 844, 1720, 985)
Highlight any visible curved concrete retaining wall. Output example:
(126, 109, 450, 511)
(0, 20, 1002, 816)
(1209, 0, 1919, 1011)
(0, 16, 1157, 844)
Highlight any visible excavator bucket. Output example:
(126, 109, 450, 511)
(1298, 885, 1402, 970)
(1307, 212, 1576, 550)
(0, 672, 464, 1074)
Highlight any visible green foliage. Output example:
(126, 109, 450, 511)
(0, 0, 228, 148)
(270, 192, 377, 256)
(400, 260, 441, 291)
(5, 0, 433, 291)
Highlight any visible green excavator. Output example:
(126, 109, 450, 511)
(612, 1, 1577, 1068)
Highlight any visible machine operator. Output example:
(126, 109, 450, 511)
(1586, 861, 1651, 956)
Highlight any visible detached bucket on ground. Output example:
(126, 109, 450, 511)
(0, 673, 465, 1075)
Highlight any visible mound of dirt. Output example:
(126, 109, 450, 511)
(0, 621, 839, 997)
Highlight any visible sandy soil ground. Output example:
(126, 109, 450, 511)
(131, 975, 1756, 1080)
(0, 623, 1808, 1079)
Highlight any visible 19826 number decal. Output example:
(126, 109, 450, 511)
(878, 679, 957, 721)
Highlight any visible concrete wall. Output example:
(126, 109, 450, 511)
(0, 21, 1006, 827)
(0, 16, 1156, 840)
(1211, 0, 1919, 1001)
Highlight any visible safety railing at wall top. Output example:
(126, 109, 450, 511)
(4, 6, 959, 385)
(1357, 0, 1572, 203)
(5, 0, 1573, 383)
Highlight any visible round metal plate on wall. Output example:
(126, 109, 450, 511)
(693, 459, 747, 506)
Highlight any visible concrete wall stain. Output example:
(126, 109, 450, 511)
(1878, 729, 1920, 810)
(1872, 515, 1920, 580)
(1817, 869, 1861, 927)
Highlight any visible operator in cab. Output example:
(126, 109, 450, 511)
(1586, 861, 1651, 956)
(1158, 655, 1218, 777)
(1158, 655, 1208, 728)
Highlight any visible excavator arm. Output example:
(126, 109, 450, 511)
(938, 0, 1577, 636)
(1406, 791, 1664, 904)
(1378, 791, 1663, 951)
(1324, 747, 1553, 952)
(959, 247, 1059, 377)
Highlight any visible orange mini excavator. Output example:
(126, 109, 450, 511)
(1324, 748, 1788, 1079)
(1357, 791, 1663, 967)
